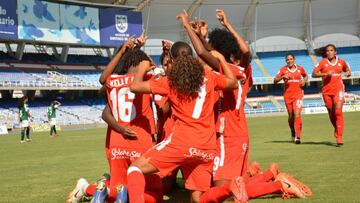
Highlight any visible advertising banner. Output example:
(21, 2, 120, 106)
(31, 123, 61, 132)
(59, 4, 100, 45)
(0, 0, 17, 39)
(18, 0, 60, 42)
(99, 8, 142, 46)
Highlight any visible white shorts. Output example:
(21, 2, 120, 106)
(21, 120, 29, 128)
(50, 118, 56, 126)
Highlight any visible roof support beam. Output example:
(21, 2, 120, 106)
(15, 42, 25, 61)
(242, 0, 258, 41)
(303, 0, 314, 54)
(180, 0, 204, 41)
(135, 0, 152, 12)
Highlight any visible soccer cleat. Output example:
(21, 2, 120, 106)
(91, 178, 108, 203)
(26, 138, 32, 142)
(20, 140, 26, 143)
(115, 185, 128, 203)
(336, 136, 343, 146)
(247, 161, 262, 177)
(294, 137, 301, 144)
(275, 173, 312, 199)
(269, 163, 280, 178)
(231, 176, 248, 203)
(66, 178, 89, 203)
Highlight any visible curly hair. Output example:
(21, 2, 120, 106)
(315, 44, 337, 58)
(208, 28, 240, 63)
(114, 48, 151, 74)
(169, 55, 204, 100)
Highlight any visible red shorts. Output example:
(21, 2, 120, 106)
(144, 136, 215, 192)
(284, 95, 303, 113)
(213, 135, 249, 181)
(323, 90, 345, 109)
(108, 146, 161, 198)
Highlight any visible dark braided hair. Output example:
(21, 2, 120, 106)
(114, 48, 151, 74)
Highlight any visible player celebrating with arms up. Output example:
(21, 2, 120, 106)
(312, 44, 351, 145)
(274, 53, 308, 144)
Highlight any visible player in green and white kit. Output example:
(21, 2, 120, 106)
(48, 100, 61, 137)
(18, 96, 31, 143)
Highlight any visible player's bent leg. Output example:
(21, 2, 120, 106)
(127, 156, 159, 203)
(66, 178, 89, 203)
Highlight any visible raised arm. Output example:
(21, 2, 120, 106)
(211, 50, 238, 89)
(176, 10, 220, 71)
(216, 9, 250, 68)
(130, 60, 154, 94)
(99, 35, 135, 84)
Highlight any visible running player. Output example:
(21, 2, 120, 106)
(274, 53, 308, 144)
(312, 44, 351, 145)
(18, 96, 31, 143)
(48, 100, 61, 137)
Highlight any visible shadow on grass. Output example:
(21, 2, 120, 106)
(265, 140, 340, 147)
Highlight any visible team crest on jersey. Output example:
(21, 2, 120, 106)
(298, 70, 300, 73)
(115, 15, 128, 33)
(338, 63, 341, 66)
(325, 64, 328, 67)
(315, 63, 319, 67)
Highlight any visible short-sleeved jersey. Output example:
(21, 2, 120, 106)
(215, 64, 247, 137)
(238, 64, 253, 137)
(276, 65, 307, 97)
(19, 104, 29, 121)
(149, 70, 227, 149)
(105, 74, 155, 149)
(48, 105, 57, 119)
(313, 57, 350, 95)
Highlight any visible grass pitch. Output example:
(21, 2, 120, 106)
(1, 112, 359, 202)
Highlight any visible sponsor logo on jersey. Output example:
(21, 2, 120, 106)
(184, 147, 214, 161)
(111, 148, 141, 160)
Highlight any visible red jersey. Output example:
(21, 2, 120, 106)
(105, 74, 155, 149)
(215, 64, 247, 137)
(238, 64, 253, 137)
(149, 70, 227, 149)
(313, 57, 349, 95)
(276, 65, 307, 97)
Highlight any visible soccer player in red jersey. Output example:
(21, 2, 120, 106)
(126, 10, 242, 201)
(274, 53, 308, 144)
(312, 44, 351, 145)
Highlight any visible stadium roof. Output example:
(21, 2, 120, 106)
(71, 0, 359, 47)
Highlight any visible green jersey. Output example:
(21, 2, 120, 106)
(48, 105, 57, 119)
(19, 104, 29, 121)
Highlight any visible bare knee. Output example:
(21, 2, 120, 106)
(129, 156, 158, 176)
(191, 190, 203, 203)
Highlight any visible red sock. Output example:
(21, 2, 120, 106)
(335, 108, 344, 137)
(246, 181, 282, 199)
(244, 170, 274, 185)
(294, 116, 302, 138)
(127, 167, 145, 203)
(144, 192, 161, 203)
(85, 184, 96, 196)
(200, 183, 232, 203)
